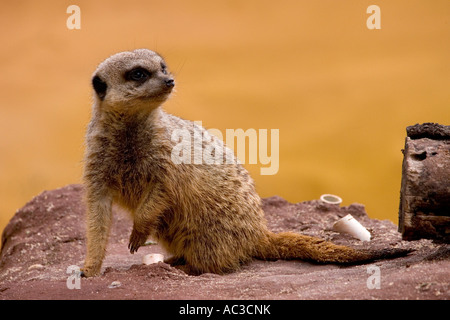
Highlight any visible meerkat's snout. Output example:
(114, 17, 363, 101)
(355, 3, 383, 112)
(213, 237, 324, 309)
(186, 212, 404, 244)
(165, 78, 175, 88)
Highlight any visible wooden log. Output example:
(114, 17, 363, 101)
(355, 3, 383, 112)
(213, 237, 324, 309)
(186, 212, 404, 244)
(398, 123, 450, 241)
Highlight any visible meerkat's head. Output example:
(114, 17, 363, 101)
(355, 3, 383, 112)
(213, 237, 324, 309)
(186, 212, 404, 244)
(92, 49, 174, 111)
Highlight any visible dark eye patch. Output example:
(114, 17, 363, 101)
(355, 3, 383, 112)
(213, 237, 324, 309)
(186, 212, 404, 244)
(92, 75, 107, 100)
(125, 67, 151, 82)
(161, 62, 168, 75)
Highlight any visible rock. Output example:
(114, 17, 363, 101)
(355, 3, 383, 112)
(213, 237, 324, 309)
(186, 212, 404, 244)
(399, 123, 450, 241)
(406, 122, 450, 140)
(0, 184, 448, 300)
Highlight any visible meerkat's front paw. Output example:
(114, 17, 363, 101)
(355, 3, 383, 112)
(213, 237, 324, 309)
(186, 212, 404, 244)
(128, 228, 148, 253)
(81, 264, 101, 278)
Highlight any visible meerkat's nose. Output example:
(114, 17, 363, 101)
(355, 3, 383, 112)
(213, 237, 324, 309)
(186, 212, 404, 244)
(165, 79, 175, 87)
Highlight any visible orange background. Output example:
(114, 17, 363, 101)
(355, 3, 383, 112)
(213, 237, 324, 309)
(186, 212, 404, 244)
(0, 1, 449, 235)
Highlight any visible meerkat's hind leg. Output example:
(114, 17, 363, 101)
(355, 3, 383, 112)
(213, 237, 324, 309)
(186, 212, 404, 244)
(162, 256, 201, 275)
(164, 256, 186, 266)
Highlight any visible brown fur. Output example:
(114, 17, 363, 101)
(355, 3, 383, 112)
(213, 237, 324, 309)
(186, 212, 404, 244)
(82, 49, 409, 277)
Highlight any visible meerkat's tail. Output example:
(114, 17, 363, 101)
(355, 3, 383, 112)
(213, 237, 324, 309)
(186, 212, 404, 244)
(255, 231, 411, 264)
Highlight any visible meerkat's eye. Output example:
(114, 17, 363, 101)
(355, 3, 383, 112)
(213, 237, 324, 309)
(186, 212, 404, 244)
(125, 67, 151, 82)
(161, 63, 168, 75)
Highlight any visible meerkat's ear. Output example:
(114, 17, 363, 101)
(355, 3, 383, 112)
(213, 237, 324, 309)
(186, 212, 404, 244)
(92, 75, 107, 101)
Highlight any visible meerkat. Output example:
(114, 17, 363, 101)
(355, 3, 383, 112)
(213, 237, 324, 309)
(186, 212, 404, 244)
(81, 49, 409, 277)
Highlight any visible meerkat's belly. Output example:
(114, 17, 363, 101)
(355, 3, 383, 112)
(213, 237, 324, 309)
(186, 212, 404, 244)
(107, 148, 157, 210)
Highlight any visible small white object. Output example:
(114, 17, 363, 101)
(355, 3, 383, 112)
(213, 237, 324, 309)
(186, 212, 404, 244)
(28, 264, 44, 271)
(320, 194, 342, 205)
(108, 281, 121, 288)
(143, 240, 158, 246)
(142, 253, 165, 265)
(332, 214, 371, 241)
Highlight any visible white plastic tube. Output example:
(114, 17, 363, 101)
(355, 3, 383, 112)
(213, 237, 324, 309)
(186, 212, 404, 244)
(142, 253, 165, 265)
(320, 194, 342, 205)
(332, 214, 371, 241)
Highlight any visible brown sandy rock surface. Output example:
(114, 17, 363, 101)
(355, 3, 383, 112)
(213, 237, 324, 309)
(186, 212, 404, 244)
(0, 184, 448, 300)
